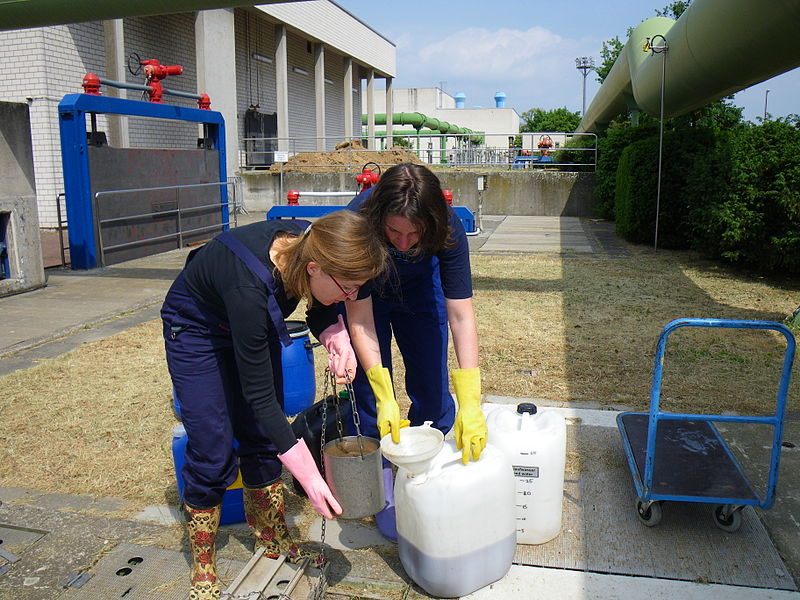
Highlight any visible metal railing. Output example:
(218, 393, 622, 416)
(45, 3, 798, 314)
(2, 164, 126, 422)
(55, 193, 70, 268)
(92, 178, 240, 266)
(239, 132, 597, 172)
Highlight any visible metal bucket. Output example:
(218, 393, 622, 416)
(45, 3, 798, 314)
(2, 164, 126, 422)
(323, 435, 385, 519)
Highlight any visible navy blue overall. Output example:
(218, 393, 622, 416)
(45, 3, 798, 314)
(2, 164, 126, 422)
(347, 247, 455, 439)
(161, 231, 293, 509)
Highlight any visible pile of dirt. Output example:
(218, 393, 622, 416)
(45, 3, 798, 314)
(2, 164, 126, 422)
(269, 145, 423, 173)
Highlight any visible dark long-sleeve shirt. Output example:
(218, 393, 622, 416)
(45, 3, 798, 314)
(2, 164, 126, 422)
(181, 220, 338, 452)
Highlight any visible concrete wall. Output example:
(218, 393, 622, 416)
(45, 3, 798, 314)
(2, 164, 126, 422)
(0, 102, 46, 296)
(240, 169, 597, 217)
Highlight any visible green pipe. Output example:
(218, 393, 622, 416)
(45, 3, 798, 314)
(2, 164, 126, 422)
(373, 129, 452, 164)
(364, 112, 483, 143)
(0, 0, 293, 31)
(577, 0, 800, 132)
(380, 128, 485, 145)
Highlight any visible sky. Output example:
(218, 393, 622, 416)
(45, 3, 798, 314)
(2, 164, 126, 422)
(334, 0, 799, 124)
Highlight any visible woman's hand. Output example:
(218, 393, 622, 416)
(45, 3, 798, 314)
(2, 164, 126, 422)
(319, 315, 357, 383)
(366, 365, 410, 442)
(278, 439, 342, 519)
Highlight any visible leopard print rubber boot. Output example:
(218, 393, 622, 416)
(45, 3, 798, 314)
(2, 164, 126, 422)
(243, 481, 323, 566)
(184, 504, 222, 600)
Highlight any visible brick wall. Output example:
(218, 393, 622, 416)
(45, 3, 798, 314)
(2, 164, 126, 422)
(124, 13, 199, 149)
(0, 23, 108, 227)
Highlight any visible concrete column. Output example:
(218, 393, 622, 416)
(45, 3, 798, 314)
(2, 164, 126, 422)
(343, 57, 353, 141)
(366, 69, 375, 150)
(102, 19, 129, 147)
(385, 76, 393, 149)
(275, 24, 289, 152)
(195, 9, 238, 176)
(314, 43, 325, 151)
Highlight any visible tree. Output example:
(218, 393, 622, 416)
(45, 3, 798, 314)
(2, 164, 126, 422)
(656, 1, 690, 18)
(596, 35, 624, 84)
(520, 107, 582, 133)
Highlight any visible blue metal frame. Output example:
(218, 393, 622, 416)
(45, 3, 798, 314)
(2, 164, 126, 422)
(619, 318, 796, 510)
(58, 94, 227, 269)
(267, 204, 477, 234)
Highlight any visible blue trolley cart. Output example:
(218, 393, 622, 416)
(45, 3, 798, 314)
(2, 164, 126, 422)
(617, 318, 796, 532)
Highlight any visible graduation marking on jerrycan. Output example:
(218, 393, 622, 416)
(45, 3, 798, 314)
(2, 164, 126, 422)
(485, 402, 567, 545)
(382, 423, 516, 598)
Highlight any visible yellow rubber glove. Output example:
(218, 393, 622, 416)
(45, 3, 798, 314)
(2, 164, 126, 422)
(451, 367, 488, 464)
(365, 365, 409, 443)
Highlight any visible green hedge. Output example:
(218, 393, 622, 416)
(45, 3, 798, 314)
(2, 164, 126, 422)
(690, 120, 800, 272)
(594, 124, 659, 219)
(614, 128, 717, 248)
(607, 119, 800, 274)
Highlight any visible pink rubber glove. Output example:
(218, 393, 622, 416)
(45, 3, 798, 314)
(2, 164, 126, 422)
(279, 438, 342, 519)
(319, 315, 357, 383)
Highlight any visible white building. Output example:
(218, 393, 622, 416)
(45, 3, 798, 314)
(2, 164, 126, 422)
(0, 0, 396, 227)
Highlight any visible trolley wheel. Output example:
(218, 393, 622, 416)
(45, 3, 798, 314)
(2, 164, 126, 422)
(635, 499, 662, 527)
(712, 504, 742, 533)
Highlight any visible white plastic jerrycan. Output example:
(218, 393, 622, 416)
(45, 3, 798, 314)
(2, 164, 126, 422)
(390, 430, 516, 598)
(485, 402, 566, 545)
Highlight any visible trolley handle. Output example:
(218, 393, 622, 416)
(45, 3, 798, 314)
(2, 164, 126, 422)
(650, 318, 796, 418)
(643, 317, 796, 508)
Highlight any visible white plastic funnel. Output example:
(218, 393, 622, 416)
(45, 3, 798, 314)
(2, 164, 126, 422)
(380, 422, 444, 476)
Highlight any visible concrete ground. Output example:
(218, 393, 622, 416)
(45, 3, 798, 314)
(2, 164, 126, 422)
(1, 215, 798, 599)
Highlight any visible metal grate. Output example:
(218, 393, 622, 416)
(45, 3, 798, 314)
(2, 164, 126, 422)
(62, 543, 245, 600)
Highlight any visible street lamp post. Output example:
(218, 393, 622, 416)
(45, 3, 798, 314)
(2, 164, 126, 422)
(575, 56, 594, 115)
(643, 35, 670, 251)
(764, 88, 771, 121)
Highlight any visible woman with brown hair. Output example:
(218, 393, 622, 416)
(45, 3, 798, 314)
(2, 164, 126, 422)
(344, 163, 487, 541)
(161, 210, 387, 600)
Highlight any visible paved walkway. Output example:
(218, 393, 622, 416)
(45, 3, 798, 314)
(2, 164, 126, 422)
(2, 216, 798, 600)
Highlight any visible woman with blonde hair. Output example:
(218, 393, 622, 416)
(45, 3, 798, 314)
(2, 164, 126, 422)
(161, 210, 387, 600)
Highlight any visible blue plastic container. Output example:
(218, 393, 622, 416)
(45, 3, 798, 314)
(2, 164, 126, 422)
(282, 320, 316, 416)
(171, 424, 246, 525)
(172, 319, 316, 419)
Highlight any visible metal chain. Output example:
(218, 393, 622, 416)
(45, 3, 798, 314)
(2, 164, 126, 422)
(334, 384, 345, 443)
(221, 372, 340, 600)
(318, 369, 334, 569)
(345, 381, 362, 438)
(343, 380, 367, 458)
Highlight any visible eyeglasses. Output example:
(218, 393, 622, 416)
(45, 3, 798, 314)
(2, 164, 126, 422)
(328, 273, 360, 299)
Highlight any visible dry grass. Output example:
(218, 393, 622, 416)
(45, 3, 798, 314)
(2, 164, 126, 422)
(1, 247, 798, 511)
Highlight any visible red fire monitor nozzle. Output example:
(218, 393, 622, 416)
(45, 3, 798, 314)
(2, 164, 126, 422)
(356, 168, 380, 192)
(142, 59, 183, 103)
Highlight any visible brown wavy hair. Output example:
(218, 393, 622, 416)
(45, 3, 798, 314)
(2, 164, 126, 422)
(274, 210, 388, 302)
(359, 163, 453, 256)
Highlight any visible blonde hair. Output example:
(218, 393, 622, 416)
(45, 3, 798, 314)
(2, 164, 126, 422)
(275, 210, 388, 302)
